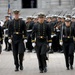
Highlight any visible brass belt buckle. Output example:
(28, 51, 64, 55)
(68, 36, 70, 38)
(16, 32, 19, 34)
(40, 36, 43, 39)
(52, 32, 54, 35)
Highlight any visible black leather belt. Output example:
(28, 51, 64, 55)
(63, 36, 73, 38)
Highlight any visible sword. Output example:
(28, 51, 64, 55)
(60, 23, 63, 42)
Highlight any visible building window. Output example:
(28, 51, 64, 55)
(59, 0, 61, 6)
(22, 0, 37, 8)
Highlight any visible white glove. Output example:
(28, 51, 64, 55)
(8, 39, 12, 43)
(54, 34, 56, 36)
(32, 43, 36, 47)
(57, 29, 60, 32)
(60, 41, 63, 46)
(51, 35, 54, 38)
(24, 39, 27, 43)
(49, 43, 52, 47)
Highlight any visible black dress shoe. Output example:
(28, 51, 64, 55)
(67, 67, 70, 70)
(8, 49, 11, 51)
(40, 70, 43, 73)
(15, 68, 19, 72)
(3, 49, 7, 51)
(43, 67, 47, 73)
(20, 66, 23, 70)
(39, 68, 43, 73)
(48, 50, 54, 54)
(60, 50, 64, 53)
(70, 66, 73, 70)
(27, 50, 32, 53)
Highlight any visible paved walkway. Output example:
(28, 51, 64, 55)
(0, 41, 75, 75)
(0, 51, 75, 75)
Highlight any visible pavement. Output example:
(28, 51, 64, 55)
(0, 43, 75, 75)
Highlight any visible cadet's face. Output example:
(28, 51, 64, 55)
(47, 18, 51, 22)
(33, 18, 38, 23)
(65, 21, 71, 27)
(27, 19, 31, 22)
(57, 18, 61, 22)
(14, 13, 20, 19)
(52, 18, 57, 21)
(5, 17, 9, 21)
(61, 18, 65, 22)
(71, 18, 75, 22)
(38, 17, 45, 23)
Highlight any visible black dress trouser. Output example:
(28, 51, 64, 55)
(63, 41, 74, 68)
(36, 40, 47, 71)
(12, 41, 24, 68)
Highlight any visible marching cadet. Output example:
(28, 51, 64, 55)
(54, 16, 62, 52)
(32, 13, 52, 73)
(61, 16, 65, 24)
(50, 15, 57, 52)
(71, 16, 75, 51)
(60, 16, 66, 53)
(71, 16, 75, 22)
(3, 15, 12, 51)
(26, 16, 34, 52)
(33, 16, 38, 23)
(60, 18, 75, 70)
(66, 14, 71, 19)
(8, 10, 27, 71)
(0, 25, 3, 54)
(46, 16, 52, 23)
(46, 16, 53, 53)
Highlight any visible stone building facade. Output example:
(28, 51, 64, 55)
(0, 0, 75, 20)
